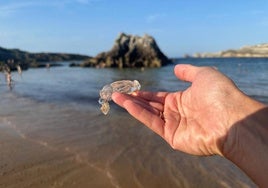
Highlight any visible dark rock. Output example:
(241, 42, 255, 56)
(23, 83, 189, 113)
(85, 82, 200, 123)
(82, 33, 171, 68)
(29, 62, 62, 68)
(0, 46, 91, 71)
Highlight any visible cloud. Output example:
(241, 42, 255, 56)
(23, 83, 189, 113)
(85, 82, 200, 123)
(146, 13, 166, 23)
(0, 1, 64, 17)
(0, 1, 33, 17)
(74, 0, 102, 5)
(258, 18, 268, 26)
(76, 0, 90, 4)
(0, 0, 100, 17)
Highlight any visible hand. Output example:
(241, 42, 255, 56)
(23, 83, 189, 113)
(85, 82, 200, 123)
(112, 64, 245, 156)
(112, 64, 268, 186)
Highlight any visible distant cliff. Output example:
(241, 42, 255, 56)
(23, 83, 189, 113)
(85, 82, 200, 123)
(81, 33, 171, 68)
(0, 46, 90, 71)
(193, 43, 268, 58)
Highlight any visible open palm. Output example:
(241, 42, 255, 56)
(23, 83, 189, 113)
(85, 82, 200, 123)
(112, 64, 242, 156)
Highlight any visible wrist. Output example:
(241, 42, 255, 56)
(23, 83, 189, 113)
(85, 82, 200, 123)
(222, 93, 266, 157)
(221, 92, 268, 186)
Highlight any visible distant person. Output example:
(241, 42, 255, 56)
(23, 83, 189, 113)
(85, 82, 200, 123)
(46, 63, 50, 70)
(17, 64, 22, 77)
(112, 64, 268, 187)
(4, 69, 13, 90)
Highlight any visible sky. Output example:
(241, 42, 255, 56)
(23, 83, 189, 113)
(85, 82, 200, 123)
(1, 0, 268, 57)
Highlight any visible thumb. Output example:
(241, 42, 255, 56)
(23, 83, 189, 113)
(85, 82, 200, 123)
(174, 64, 201, 82)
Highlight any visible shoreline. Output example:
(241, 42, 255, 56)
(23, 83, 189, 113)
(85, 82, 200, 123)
(0, 116, 117, 188)
(0, 96, 257, 188)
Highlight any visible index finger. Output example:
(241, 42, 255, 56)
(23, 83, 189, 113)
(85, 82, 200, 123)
(134, 91, 168, 104)
(112, 92, 165, 136)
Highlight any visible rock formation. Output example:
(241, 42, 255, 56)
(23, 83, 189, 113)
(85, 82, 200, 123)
(193, 43, 268, 58)
(81, 33, 170, 68)
(0, 46, 90, 71)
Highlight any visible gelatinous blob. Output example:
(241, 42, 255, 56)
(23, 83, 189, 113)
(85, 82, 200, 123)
(100, 102, 110, 115)
(99, 80, 141, 115)
(99, 85, 113, 102)
(110, 80, 141, 94)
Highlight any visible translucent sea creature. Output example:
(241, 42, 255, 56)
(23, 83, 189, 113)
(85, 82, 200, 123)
(98, 80, 141, 115)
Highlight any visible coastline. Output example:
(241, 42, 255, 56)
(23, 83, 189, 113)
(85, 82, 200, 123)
(0, 111, 115, 188)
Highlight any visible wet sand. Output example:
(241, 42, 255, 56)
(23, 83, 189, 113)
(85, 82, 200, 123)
(0, 93, 257, 188)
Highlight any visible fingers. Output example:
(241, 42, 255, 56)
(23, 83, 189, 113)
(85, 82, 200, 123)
(112, 92, 165, 136)
(134, 91, 168, 104)
(174, 64, 201, 82)
(112, 92, 163, 115)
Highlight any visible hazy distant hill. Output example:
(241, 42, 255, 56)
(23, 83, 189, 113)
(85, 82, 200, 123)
(0, 46, 91, 70)
(193, 43, 268, 58)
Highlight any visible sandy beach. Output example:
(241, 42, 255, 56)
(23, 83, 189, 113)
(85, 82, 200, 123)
(0, 99, 117, 188)
(0, 91, 257, 188)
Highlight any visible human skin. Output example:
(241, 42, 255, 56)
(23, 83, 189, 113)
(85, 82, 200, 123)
(112, 64, 268, 187)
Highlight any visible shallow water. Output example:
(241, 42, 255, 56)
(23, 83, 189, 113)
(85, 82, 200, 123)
(1, 58, 267, 187)
(4, 58, 268, 106)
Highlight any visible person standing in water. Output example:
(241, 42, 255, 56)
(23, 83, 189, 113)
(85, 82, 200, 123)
(4, 65, 13, 90)
(17, 64, 22, 77)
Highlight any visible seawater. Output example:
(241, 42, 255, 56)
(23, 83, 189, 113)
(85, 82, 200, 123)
(0, 58, 267, 187)
(2, 58, 267, 107)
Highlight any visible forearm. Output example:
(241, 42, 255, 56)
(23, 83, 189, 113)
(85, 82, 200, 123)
(223, 94, 268, 187)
